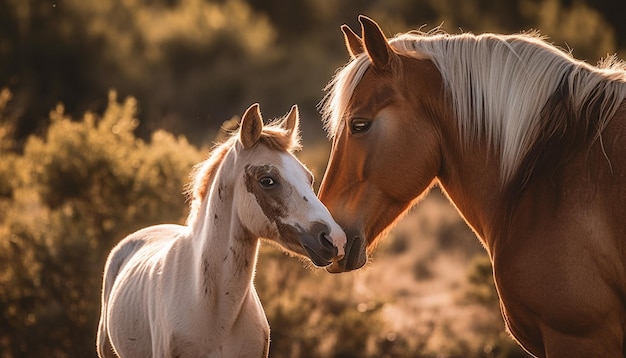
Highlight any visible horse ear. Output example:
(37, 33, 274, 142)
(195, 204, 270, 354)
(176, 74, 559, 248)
(359, 15, 394, 69)
(240, 103, 263, 149)
(283, 104, 300, 143)
(341, 24, 364, 58)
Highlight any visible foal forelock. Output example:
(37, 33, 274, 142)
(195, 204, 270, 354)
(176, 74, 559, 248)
(321, 30, 626, 185)
(186, 123, 300, 227)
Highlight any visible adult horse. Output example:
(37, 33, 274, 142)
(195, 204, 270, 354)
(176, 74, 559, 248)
(318, 15, 626, 357)
(97, 104, 346, 358)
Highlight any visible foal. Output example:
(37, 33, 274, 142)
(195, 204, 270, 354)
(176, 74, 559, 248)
(96, 104, 346, 357)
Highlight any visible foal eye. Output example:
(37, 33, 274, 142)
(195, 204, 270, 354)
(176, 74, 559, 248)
(259, 176, 277, 188)
(350, 119, 372, 134)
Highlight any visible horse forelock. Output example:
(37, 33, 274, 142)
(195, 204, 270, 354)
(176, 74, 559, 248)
(186, 123, 300, 227)
(322, 29, 626, 185)
(257, 123, 302, 153)
(320, 54, 372, 139)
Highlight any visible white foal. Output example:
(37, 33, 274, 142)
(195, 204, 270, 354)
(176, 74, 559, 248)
(96, 103, 346, 358)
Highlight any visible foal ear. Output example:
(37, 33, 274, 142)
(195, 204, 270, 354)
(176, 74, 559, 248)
(341, 24, 364, 58)
(283, 104, 300, 143)
(240, 103, 263, 149)
(359, 15, 394, 69)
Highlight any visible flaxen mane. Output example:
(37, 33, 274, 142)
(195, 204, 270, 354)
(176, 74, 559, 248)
(321, 30, 626, 185)
(186, 119, 301, 227)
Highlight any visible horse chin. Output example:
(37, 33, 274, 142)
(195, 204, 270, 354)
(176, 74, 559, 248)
(326, 236, 367, 273)
(326, 261, 344, 273)
(302, 244, 333, 267)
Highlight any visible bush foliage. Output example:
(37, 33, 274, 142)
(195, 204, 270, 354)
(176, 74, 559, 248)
(0, 91, 202, 357)
(1, 0, 624, 143)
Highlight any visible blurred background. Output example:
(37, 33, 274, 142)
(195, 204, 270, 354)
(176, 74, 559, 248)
(0, 0, 624, 357)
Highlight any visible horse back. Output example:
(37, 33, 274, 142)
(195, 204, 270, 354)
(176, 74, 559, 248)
(103, 225, 185, 292)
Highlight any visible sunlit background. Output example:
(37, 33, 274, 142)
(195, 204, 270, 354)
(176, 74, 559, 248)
(1, 0, 624, 357)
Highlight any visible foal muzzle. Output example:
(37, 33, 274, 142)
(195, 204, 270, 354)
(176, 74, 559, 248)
(298, 222, 343, 267)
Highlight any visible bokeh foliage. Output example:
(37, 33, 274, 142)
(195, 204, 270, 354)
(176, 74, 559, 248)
(1, 0, 624, 143)
(0, 90, 202, 356)
(1, 0, 625, 357)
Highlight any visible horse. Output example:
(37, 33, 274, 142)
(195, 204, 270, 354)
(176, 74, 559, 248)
(96, 103, 347, 358)
(317, 15, 626, 357)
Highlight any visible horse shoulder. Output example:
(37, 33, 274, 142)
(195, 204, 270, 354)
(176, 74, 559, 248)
(221, 288, 269, 357)
(173, 288, 269, 357)
(493, 161, 626, 356)
(584, 107, 626, 288)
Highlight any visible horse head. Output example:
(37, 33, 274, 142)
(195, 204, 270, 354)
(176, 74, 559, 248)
(318, 16, 445, 272)
(236, 103, 346, 267)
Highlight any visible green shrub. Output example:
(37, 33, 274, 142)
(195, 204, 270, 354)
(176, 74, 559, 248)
(0, 90, 202, 357)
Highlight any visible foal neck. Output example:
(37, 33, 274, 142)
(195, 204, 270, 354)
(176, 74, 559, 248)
(190, 170, 260, 309)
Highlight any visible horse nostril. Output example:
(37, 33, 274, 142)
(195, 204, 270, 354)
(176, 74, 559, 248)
(319, 232, 339, 258)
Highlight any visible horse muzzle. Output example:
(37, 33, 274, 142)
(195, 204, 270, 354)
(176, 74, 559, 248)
(326, 235, 367, 273)
(298, 222, 346, 267)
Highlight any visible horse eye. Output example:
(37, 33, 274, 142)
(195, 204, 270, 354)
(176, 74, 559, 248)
(350, 119, 372, 134)
(259, 176, 277, 188)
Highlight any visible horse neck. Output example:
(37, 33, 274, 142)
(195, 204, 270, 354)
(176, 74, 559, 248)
(398, 59, 506, 254)
(190, 176, 260, 319)
(434, 104, 509, 255)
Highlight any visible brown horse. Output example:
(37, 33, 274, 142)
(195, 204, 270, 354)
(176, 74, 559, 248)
(318, 15, 626, 357)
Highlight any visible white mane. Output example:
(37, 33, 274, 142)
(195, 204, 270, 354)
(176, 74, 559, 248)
(321, 31, 626, 183)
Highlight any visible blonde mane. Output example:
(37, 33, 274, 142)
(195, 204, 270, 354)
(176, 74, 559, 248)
(321, 30, 626, 184)
(186, 119, 301, 227)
